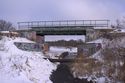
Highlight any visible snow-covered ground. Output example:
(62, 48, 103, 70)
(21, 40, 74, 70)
(0, 37, 57, 83)
(48, 46, 77, 58)
(50, 46, 77, 53)
(110, 29, 125, 33)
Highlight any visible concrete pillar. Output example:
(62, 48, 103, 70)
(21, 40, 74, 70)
(85, 29, 95, 42)
(42, 43, 49, 54)
(22, 31, 37, 41)
(85, 29, 101, 42)
(36, 35, 45, 44)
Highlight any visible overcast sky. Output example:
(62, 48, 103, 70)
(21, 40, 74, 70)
(0, 0, 125, 26)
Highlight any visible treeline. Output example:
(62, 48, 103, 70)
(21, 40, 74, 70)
(46, 39, 85, 47)
(0, 19, 15, 31)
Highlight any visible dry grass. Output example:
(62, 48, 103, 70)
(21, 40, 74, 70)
(101, 47, 125, 82)
(70, 54, 103, 78)
(70, 37, 125, 82)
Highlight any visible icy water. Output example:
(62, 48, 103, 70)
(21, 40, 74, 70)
(50, 64, 93, 83)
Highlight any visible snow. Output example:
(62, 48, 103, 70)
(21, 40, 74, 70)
(0, 37, 56, 83)
(94, 27, 113, 29)
(0, 31, 18, 34)
(12, 37, 35, 43)
(50, 46, 77, 53)
(97, 77, 106, 83)
(0, 31, 10, 33)
(87, 38, 109, 48)
(45, 35, 85, 42)
(110, 29, 125, 33)
(87, 38, 104, 44)
(48, 46, 77, 58)
(91, 50, 103, 61)
(0, 73, 31, 83)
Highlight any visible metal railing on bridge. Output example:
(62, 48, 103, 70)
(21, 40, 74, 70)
(17, 20, 110, 30)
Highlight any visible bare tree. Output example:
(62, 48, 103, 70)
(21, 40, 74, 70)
(116, 16, 125, 28)
(0, 20, 15, 31)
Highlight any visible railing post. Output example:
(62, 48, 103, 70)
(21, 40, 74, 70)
(90, 20, 92, 25)
(67, 20, 68, 26)
(17, 22, 20, 30)
(75, 20, 76, 26)
(59, 21, 61, 26)
(83, 20, 84, 26)
(44, 21, 46, 27)
(52, 21, 53, 27)
(107, 20, 109, 27)
(28, 22, 29, 29)
(37, 22, 39, 27)
(95, 20, 96, 27)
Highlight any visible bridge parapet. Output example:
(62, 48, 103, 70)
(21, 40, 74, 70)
(18, 20, 110, 30)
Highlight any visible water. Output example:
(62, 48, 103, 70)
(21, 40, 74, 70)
(50, 64, 93, 83)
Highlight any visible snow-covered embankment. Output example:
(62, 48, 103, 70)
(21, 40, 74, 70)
(0, 37, 56, 83)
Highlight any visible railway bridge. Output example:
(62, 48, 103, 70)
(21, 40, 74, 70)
(16, 20, 110, 62)
(17, 20, 110, 43)
(17, 20, 110, 35)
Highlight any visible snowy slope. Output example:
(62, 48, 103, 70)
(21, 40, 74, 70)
(85, 37, 125, 83)
(0, 37, 56, 83)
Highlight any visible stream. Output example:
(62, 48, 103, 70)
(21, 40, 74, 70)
(50, 63, 93, 83)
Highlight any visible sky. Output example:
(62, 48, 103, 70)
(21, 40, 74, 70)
(0, 0, 125, 26)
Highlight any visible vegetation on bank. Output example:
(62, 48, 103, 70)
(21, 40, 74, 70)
(46, 39, 85, 47)
(70, 36, 125, 83)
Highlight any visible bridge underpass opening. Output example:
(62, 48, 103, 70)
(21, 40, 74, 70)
(35, 29, 86, 43)
(43, 35, 85, 57)
(35, 34, 85, 44)
(44, 35, 85, 42)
